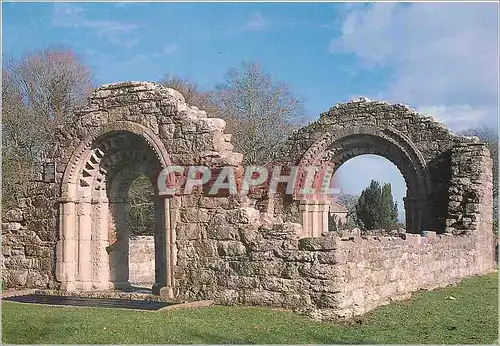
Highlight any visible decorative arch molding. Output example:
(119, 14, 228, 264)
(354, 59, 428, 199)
(57, 121, 175, 294)
(295, 125, 432, 235)
(298, 126, 427, 179)
(61, 121, 171, 200)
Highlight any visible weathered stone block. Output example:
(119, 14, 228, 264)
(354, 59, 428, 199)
(225, 207, 260, 225)
(177, 223, 202, 241)
(316, 251, 338, 264)
(181, 208, 210, 223)
(5, 208, 23, 222)
(249, 251, 275, 261)
(299, 263, 337, 280)
(223, 275, 259, 289)
(260, 277, 285, 292)
(229, 260, 285, 277)
(299, 237, 337, 251)
(310, 292, 341, 308)
(243, 290, 284, 306)
(3, 246, 12, 257)
(246, 239, 279, 252)
(281, 292, 312, 309)
(217, 241, 247, 257)
(199, 196, 235, 209)
(275, 249, 315, 262)
(309, 279, 342, 293)
(207, 224, 239, 241)
(214, 289, 240, 305)
(8, 222, 23, 231)
(193, 240, 217, 257)
(8, 270, 28, 286)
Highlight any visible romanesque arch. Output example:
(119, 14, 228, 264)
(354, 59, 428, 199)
(287, 98, 493, 235)
(56, 124, 173, 292)
(48, 81, 242, 295)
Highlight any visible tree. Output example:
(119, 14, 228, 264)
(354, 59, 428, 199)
(381, 183, 398, 225)
(160, 63, 306, 165)
(458, 126, 498, 226)
(355, 180, 399, 230)
(214, 62, 305, 165)
(128, 175, 155, 236)
(2, 47, 93, 212)
(336, 194, 360, 229)
(159, 75, 220, 116)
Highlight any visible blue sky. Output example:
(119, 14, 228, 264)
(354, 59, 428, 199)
(3, 2, 498, 222)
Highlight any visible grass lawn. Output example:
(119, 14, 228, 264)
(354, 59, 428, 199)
(2, 273, 498, 344)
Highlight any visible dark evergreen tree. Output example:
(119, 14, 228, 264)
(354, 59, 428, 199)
(355, 180, 399, 230)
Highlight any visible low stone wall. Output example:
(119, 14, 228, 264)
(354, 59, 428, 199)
(2, 209, 56, 289)
(177, 220, 496, 320)
(329, 231, 496, 318)
(129, 236, 155, 286)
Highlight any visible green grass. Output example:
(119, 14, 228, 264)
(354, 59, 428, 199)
(2, 273, 498, 344)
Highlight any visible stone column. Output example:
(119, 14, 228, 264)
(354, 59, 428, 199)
(317, 202, 330, 237)
(92, 196, 110, 290)
(77, 198, 93, 290)
(56, 199, 77, 291)
(152, 195, 176, 297)
(415, 198, 428, 233)
(153, 196, 166, 293)
(404, 196, 420, 233)
(299, 201, 311, 238)
(403, 197, 412, 232)
(299, 200, 330, 238)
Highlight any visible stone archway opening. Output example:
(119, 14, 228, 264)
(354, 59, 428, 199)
(295, 128, 429, 236)
(324, 132, 427, 233)
(57, 127, 174, 295)
(332, 154, 407, 230)
(128, 175, 155, 237)
(127, 174, 155, 288)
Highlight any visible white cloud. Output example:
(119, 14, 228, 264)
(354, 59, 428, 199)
(122, 38, 140, 48)
(418, 104, 491, 133)
(245, 12, 266, 31)
(162, 43, 179, 55)
(331, 3, 498, 132)
(52, 3, 138, 44)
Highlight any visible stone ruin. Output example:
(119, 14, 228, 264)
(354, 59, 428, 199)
(1, 81, 496, 320)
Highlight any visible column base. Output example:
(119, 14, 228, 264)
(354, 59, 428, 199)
(59, 281, 76, 291)
(152, 283, 174, 297)
(111, 281, 132, 291)
(92, 281, 113, 290)
(75, 281, 93, 291)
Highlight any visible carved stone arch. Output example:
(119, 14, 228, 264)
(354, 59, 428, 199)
(295, 125, 431, 234)
(61, 121, 171, 200)
(299, 126, 427, 179)
(57, 121, 175, 294)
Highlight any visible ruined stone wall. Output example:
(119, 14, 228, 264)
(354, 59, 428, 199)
(1, 83, 496, 321)
(286, 99, 467, 166)
(176, 218, 496, 320)
(2, 81, 242, 290)
(446, 143, 493, 234)
(331, 231, 496, 318)
(2, 182, 59, 289)
(128, 236, 155, 285)
(283, 98, 483, 233)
